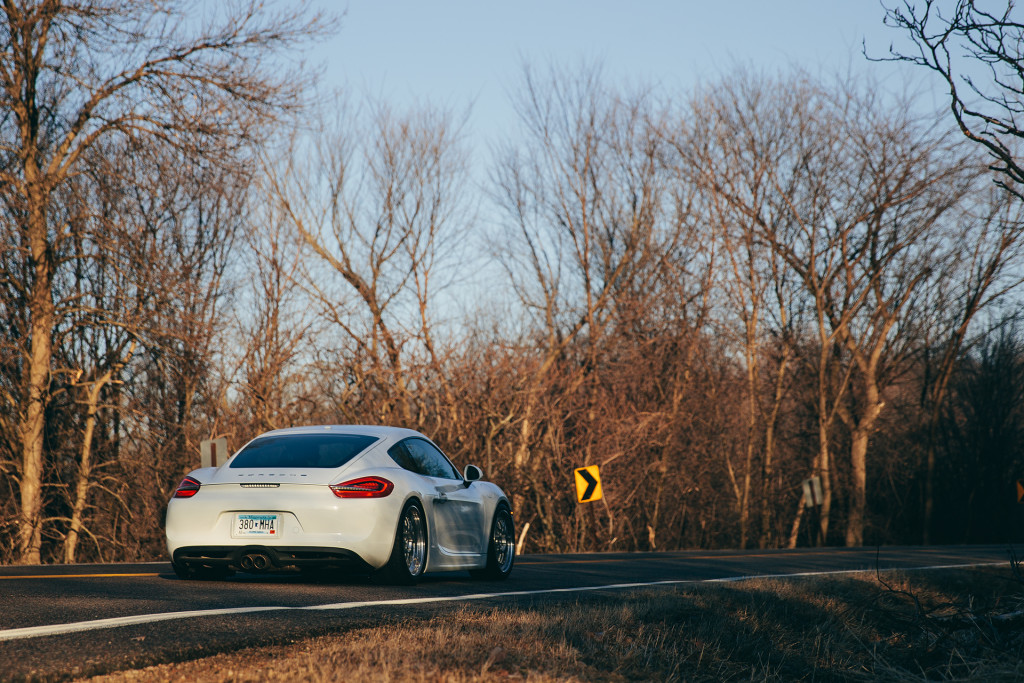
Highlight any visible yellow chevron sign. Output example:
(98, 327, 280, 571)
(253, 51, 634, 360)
(1017, 480, 1024, 504)
(574, 466, 602, 503)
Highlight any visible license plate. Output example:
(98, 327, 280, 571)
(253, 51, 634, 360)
(233, 513, 279, 537)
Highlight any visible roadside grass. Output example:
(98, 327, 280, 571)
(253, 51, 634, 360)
(85, 567, 1024, 682)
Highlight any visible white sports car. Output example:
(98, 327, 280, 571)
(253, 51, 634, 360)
(165, 425, 515, 583)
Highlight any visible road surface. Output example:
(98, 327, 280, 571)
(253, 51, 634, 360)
(0, 544, 1013, 681)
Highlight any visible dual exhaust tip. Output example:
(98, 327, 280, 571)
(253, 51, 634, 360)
(239, 552, 272, 572)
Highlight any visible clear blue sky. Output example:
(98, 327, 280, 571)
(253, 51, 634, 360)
(314, 1, 927, 145)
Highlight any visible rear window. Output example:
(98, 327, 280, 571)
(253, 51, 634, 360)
(228, 434, 378, 469)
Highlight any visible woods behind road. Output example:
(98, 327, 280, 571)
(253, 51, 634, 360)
(1, 0, 1023, 565)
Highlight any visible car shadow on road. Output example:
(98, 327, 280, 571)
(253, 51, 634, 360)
(156, 567, 489, 587)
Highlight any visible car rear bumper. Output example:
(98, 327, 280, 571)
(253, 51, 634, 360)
(172, 545, 374, 574)
(164, 484, 406, 569)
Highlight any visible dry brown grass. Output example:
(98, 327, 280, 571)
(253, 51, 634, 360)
(83, 568, 1024, 682)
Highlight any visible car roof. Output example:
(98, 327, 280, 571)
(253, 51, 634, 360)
(254, 425, 425, 441)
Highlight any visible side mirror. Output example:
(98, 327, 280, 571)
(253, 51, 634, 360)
(463, 464, 483, 487)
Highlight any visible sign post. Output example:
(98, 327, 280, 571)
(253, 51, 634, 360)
(802, 476, 824, 508)
(802, 475, 824, 546)
(200, 438, 229, 468)
(573, 465, 602, 503)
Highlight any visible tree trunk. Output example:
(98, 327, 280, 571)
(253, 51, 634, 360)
(815, 344, 833, 545)
(739, 335, 757, 548)
(18, 198, 53, 565)
(64, 398, 97, 564)
(923, 413, 940, 545)
(786, 492, 806, 549)
(817, 423, 833, 545)
(759, 347, 789, 548)
(845, 427, 869, 547)
(64, 368, 116, 563)
(845, 378, 883, 547)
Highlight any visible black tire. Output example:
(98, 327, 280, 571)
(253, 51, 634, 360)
(470, 504, 515, 580)
(381, 500, 428, 585)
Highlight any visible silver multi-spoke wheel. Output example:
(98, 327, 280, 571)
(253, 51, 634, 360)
(383, 500, 427, 584)
(472, 504, 515, 580)
(492, 508, 515, 574)
(401, 504, 427, 576)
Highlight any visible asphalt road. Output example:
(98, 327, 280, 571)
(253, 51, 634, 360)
(0, 544, 1014, 681)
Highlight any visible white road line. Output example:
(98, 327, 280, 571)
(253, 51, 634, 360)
(0, 606, 287, 642)
(0, 561, 1008, 642)
(302, 580, 690, 612)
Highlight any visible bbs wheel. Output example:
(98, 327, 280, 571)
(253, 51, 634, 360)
(470, 504, 515, 580)
(382, 500, 428, 585)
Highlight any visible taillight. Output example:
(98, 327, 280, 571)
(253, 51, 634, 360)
(173, 476, 202, 498)
(330, 476, 394, 498)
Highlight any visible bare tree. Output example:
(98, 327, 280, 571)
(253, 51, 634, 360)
(879, 0, 1024, 197)
(680, 73, 802, 548)
(682, 75, 850, 545)
(263, 99, 472, 430)
(938, 320, 1024, 542)
(0, 0, 327, 563)
(109, 146, 254, 561)
(877, 1, 1024, 540)
(230, 205, 319, 435)
(492, 64, 710, 551)
(0, 129, 254, 564)
(686, 71, 992, 546)
(494, 66, 676, 390)
(915, 190, 1024, 541)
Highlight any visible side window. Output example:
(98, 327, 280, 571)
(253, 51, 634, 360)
(403, 438, 461, 480)
(387, 441, 419, 474)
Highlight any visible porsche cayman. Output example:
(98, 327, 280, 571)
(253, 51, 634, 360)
(165, 425, 515, 583)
